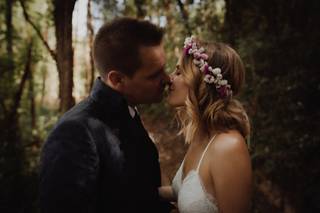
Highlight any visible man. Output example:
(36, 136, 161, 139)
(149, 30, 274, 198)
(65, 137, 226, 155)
(40, 17, 172, 212)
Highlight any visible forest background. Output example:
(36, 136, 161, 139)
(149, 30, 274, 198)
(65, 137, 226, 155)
(0, 0, 319, 212)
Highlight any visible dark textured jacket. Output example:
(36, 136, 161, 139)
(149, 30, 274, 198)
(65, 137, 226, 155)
(39, 78, 172, 213)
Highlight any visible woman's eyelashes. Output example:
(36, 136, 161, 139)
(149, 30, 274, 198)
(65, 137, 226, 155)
(174, 68, 181, 76)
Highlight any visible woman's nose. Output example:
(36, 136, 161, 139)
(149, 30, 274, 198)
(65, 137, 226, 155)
(169, 74, 175, 82)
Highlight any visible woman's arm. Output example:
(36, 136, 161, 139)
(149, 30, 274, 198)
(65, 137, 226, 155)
(210, 133, 252, 213)
(158, 186, 177, 202)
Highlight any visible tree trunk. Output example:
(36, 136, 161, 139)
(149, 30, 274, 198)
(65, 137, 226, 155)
(5, 0, 14, 74)
(40, 68, 47, 106)
(224, 0, 237, 46)
(176, 0, 192, 35)
(3, 40, 32, 165)
(134, 0, 146, 18)
(86, 0, 95, 93)
(53, 0, 77, 112)
(9, 42, 33, 121)
(0, 41, 32, 213)
(28, 63, 41, 146)
(28, 66, 36, 130)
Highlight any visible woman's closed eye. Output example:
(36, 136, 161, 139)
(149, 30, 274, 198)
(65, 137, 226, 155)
(174, 65, 181, 76)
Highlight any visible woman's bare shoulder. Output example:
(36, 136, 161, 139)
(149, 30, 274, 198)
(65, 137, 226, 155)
(209, 130, 249, 157)
(208, 130, 252, 179)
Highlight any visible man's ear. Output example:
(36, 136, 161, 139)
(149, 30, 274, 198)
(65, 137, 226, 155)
(105, 70, 126, 92)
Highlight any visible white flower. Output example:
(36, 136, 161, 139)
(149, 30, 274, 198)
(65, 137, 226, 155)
(193, 59, 201, 65)
(183, 36, 232, 98)
(220, 80, 228, 86)
(199, 47, 205, 53)
(204, 74, 215, 84)
(211, 68, 221, 75)
(200, 62, 208, 72)
(192, 43, 197, 49)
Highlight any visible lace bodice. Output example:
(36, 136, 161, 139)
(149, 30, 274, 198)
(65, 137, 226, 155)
(172, 135, 219, 213)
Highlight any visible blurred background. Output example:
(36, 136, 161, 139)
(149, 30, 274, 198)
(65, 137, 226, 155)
(0, 0, 319, 212)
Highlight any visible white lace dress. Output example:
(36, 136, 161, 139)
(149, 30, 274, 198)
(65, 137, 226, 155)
(172, 135, 219, 213)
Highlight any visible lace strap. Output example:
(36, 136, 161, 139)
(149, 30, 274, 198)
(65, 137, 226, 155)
(196, 135, 217, 172)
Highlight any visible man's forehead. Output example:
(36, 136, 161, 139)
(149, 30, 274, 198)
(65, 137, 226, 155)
(140, 45, 165, 61)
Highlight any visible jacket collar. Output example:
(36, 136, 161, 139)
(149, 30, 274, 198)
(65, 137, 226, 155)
(89, 77, 131, 127)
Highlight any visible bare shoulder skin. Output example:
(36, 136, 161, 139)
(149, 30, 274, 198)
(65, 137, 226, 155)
(207, 130, 252, 213)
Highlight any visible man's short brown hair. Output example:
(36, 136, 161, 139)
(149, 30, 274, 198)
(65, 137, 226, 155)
(93, 17, 164, 77)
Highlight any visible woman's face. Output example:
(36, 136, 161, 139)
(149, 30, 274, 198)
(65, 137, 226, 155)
(167, 63, 189, 107)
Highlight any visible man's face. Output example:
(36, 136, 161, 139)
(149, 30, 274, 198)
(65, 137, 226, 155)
(122, 44, 170, 105)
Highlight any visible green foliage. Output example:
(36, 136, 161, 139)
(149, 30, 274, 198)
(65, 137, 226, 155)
(0, 0, 58, 212)
(1, 0, 319, 212)
(222, 0, 320, 211)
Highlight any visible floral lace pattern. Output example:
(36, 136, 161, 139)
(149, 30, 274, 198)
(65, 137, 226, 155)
(172, 136, 219, 213)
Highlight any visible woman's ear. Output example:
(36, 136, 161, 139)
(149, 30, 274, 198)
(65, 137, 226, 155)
(105, 70, 126, 92)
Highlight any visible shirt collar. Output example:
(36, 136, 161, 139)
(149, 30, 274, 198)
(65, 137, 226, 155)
(128, 105, 138, 118)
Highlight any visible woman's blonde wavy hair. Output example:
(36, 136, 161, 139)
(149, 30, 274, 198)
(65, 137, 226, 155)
(176, 41, 250, 144)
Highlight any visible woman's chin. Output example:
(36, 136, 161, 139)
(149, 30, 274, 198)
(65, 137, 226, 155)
(166, 98, 173, 106)
(166, 96, 175, 107)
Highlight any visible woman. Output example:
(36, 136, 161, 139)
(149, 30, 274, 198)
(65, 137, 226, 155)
(159, 36, 252, 213)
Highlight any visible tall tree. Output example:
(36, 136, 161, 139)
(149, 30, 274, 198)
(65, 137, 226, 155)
(134, 0, 146, 18)
(86, 0, 95, 92)
(176, 0, 191, 35)
(20, 0, 77, 112)
(0, 41, 33, 213)
(53, 0, 77, 112)
(5, 0, 14, 74)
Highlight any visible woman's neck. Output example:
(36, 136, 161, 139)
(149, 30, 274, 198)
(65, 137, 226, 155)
(191, 130, 209, 146)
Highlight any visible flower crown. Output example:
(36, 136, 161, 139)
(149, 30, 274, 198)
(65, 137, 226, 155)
(183, 36, 232, 98)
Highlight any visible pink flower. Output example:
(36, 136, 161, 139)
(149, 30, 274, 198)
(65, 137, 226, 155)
(184, 45, 192, 55)
(200, 53, 209, 60)
(204, 64, 210, 74)
(183, 36, 233, 99)
(217, 85, 228, 98)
